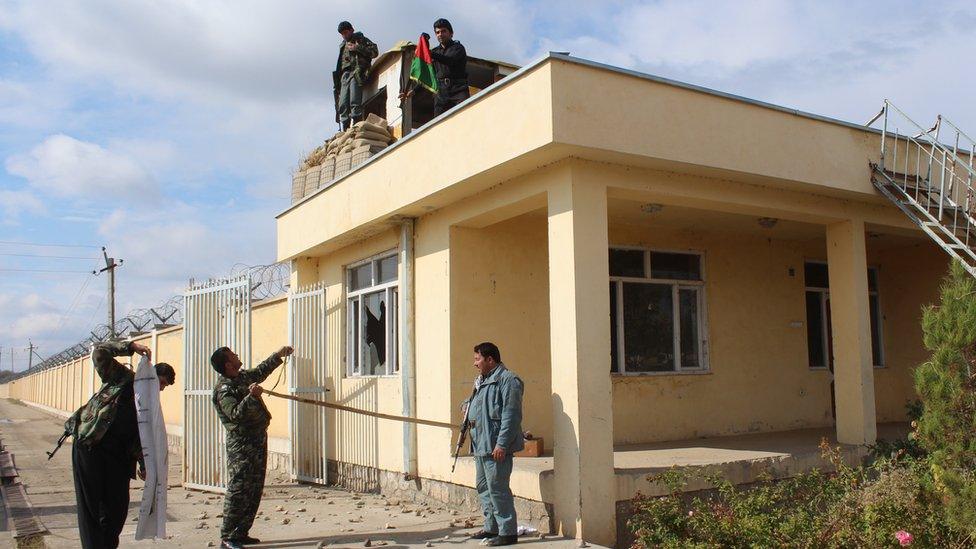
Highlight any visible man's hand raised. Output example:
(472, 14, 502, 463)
(131, 342, 151, 360)
(249, 383, 263, 398)
(276, 346, 294, 359)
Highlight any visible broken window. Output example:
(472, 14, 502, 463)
(803, 261, 884, 369)
(347, 251, 399, 376)
(610, 248, 707, 373)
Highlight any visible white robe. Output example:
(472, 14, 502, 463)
(133, 355, 168, 540)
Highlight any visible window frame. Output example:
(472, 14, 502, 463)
(610, 247, 710, 375)
(345, 250, 400, 377)
(803, 260, 884, 370)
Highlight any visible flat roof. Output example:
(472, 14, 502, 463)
(279, 52, 879, 219)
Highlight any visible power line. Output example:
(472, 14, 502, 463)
(0, 268, 93, 273)
(0, 253, 98, 260)
(56, 274, 96, 333)
(0, 240, 100, 249)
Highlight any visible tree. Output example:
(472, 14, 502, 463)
(915, 259, 976, 534)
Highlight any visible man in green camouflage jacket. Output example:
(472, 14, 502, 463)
(334, 20, 379, 130)
(70, 339, 151, 549)
(211, 344, 294, 549)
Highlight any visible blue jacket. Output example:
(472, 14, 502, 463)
(465, 364, 525, 456)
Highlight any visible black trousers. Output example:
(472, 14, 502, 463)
(434, 87, 471, 116)
(72, 443, 131, 549)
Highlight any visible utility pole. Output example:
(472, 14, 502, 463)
(94, 247, 123, 339)
(27, 340, 35, 370)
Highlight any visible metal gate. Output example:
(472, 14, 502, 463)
(183, 275, 252, 492)
(288, 282, 329, 484)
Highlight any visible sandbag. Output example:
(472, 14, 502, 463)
(349, 130, 393, 144)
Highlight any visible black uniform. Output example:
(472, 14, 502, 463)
(71, 342, 142, 549)
(430, 39, 469, 116)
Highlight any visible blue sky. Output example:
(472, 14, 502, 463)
(1, 0, 974, 371)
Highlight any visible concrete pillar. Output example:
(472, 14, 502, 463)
(546, 175, 616, 545)
(826, 219, 877, 445)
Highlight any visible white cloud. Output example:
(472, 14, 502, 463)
(0, 189, 44, 224)
(5, 134, 159, 199)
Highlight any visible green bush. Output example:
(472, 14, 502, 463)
(628, 445, 966, 547)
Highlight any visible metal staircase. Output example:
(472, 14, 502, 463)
(868, 100, 976, 277)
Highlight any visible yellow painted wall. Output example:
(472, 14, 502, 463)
(251, 296, 290, 439)
(449, 214, 553, 444)
(293, 228, 406, 474)
(607, 222, 942, 444)
(156, 327, 185, 430)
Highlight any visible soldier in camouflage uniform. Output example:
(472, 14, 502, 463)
(334, 20, 379, 130)
(70, 340, 151, 549)
(211, 344, 294, 549)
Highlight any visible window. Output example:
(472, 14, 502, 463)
(347, 251, 399, 376)
(804, 262, 884, 369)
(609, 248, 707, 373)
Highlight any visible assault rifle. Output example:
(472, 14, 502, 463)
(47, 409, 79, 460)
(451, 384, 479, 473)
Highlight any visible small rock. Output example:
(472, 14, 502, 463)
(184, 493, 192, 499)
(275, 505, 285, 512)
(310, 516, 317, 523)
(364, 539, 372, 547)
(450, 510, 458, 516)
(282, 518, 291, 525)
(290, 494, 297, 499)
(207, 542, 215, 547)
(578, 542, 589, 548)
(425, 542, 433, 547)
(464, 520, 474, 528)
(316, 542, 327, 549)
(263, 516, 270, 521)
(257, 511, 264, 516)
(443, 535, 450, 540)
(414, 510, 422, 517)
(195, 521, 207, 530)
(385, 523, 395, 529)
(216, 513, 224, 518)
(327, 500, 335, 505)
(131, 516, 138, 522)
(401, 508, 412, 514)
(197, 512, 209, 520)
(297, 507, 306, 512)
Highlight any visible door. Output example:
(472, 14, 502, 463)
(183, 275, 252, 492)
(288, 283, 329, 484)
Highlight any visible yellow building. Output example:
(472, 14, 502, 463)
(276, 53, 959, 545)
(7, 53, 970, 547)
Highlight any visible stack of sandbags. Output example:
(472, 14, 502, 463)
(291, 171, 306, 203)
(294, 113, 396, 194)
(303, 164, 323, 197)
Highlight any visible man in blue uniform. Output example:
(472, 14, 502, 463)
(465, 342, 524, 546)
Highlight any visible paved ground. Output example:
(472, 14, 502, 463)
(0, 399, 589, 549)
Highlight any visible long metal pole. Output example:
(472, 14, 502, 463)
(399, 219, 418, 479)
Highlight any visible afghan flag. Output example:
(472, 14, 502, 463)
(409, 34, 438, 94)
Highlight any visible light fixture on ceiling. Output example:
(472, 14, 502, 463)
(641, 203, 664, 214)
(758, 217, 778, 229)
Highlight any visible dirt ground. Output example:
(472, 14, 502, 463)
(0, 398, 591, 549)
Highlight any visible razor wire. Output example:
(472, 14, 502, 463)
(11, 262, 290, 378)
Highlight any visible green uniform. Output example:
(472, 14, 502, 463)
(334, 31, 378, 127)
(212, 353, 283, 542)
(466, 364, 524, 537)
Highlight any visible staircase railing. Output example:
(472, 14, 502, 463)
(868, 100, 976, 275)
